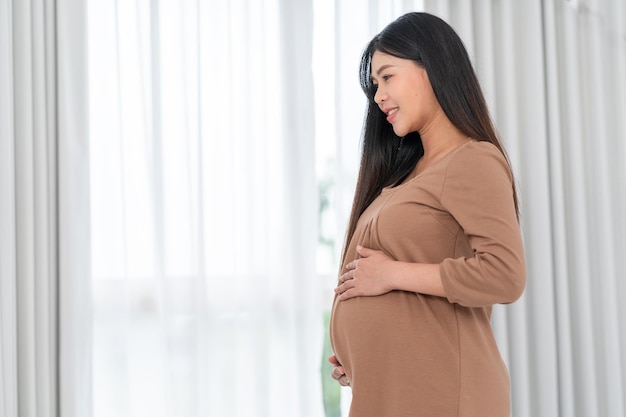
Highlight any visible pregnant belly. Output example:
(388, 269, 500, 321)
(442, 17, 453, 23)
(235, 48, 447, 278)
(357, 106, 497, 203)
(330, 290, 459, 378)
(330, 291, 463, 415)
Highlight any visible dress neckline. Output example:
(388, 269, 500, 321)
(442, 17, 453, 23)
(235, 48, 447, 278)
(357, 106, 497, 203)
(382, 139, 474, 194)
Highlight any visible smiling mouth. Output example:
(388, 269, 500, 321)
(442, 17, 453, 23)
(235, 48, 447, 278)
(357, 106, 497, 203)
(385, 108, 398, 123)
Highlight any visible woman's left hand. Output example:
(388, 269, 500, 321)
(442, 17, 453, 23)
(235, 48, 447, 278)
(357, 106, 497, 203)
(335, 245, 396, 300)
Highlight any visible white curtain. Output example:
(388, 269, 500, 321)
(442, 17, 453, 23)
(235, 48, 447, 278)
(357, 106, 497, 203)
(535, 1, 626, 415)
(0, 1, 90, 417)
(88, 0, 322, 416)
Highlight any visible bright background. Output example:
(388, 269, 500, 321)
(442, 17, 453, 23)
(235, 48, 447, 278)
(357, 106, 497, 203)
(1, 0, 625, 417)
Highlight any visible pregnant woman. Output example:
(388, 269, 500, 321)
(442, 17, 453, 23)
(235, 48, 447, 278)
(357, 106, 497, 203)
(329, 12, 526, 417)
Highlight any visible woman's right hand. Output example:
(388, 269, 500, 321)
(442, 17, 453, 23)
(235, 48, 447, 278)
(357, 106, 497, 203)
(329, 354, 351, 387)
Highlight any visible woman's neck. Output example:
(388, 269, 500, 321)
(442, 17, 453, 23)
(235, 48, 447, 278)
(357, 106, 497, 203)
(419, 114, 468, 160)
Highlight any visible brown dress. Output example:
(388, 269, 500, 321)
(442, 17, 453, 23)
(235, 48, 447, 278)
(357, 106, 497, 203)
(330, 141, 526, 417)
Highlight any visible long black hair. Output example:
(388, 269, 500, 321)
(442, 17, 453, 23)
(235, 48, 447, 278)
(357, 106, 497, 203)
(342, 12, 519, 263)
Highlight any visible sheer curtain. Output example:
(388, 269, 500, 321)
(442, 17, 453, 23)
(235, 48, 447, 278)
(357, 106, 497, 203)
(88, 1, 322, 416)
(0, 0, 90, 417)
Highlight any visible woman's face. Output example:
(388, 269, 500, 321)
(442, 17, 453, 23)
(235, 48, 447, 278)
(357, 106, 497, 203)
(371, 51, 441, 137)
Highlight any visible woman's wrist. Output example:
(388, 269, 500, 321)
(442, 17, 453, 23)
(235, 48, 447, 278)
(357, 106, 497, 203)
(390, 261, 446, 297)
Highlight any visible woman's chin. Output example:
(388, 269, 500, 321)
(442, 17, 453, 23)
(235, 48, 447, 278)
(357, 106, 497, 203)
(392, 126, 409, 137)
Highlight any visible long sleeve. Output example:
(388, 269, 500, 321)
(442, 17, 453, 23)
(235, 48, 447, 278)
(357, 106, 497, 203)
(439, 143, 526, 307)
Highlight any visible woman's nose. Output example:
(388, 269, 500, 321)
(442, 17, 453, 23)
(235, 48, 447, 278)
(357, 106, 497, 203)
(374, 86, 385, 106)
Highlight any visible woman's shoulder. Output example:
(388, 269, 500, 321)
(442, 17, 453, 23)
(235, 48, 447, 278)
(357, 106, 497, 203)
(461, 139, 502, 156)
(439, 139, 515, 208)
(447, 139, 511, 175)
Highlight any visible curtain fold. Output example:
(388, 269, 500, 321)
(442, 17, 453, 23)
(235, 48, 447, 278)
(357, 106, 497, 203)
(540, 1, 626, 416)
(0, 1, 18, 413)
(0, 0, 90, 416)
(1, 1, 58, 415)
(57, 0, 92, 416)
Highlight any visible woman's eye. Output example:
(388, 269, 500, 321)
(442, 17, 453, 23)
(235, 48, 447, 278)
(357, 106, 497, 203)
(382, 75, 391, 81)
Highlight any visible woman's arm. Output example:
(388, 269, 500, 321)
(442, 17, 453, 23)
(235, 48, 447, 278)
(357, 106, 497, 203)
(334, 245, 446, 300)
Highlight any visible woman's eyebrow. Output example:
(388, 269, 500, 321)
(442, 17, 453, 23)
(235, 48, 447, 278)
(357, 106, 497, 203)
(374, 64, 394, 76)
